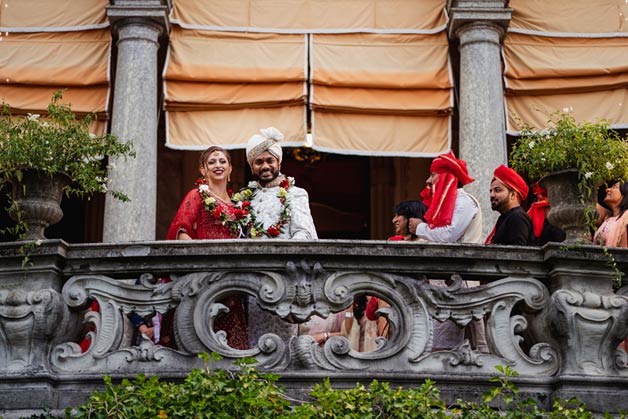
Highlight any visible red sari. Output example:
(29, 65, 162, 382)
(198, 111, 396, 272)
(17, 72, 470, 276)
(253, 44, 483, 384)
(167, 189, 249, 349)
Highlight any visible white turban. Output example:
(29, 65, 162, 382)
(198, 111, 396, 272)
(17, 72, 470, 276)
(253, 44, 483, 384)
(246, 127, 284, 167)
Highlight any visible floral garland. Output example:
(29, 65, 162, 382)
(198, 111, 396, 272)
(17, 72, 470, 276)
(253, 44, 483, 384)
(196, 179, 250, 236)
(232, 177, 293, 238)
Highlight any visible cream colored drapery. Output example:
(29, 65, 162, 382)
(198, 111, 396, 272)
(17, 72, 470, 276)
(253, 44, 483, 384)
(509, 0, 628, 36)
(170, 0, 447, 33)
(164, 0, 451, 156)
(0, 0, 110, 134)
(0, 0, 108, 31)
(505, 0, 628, 132)
(164, 28, 307, 149)
(310, 33, 452, 155)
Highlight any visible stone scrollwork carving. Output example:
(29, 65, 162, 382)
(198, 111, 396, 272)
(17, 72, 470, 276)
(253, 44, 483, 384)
(172, 260, 332, 370)
(0, 288, 69, 373)
(550, 288, 628, 375)
(51, 263, 558, 377)
(292, 270, 426, 370)
(172, 269, 298, 370)
(412, 276, 558, 375)
(293, 272, 559, 376)
(52, 274, 185, 373)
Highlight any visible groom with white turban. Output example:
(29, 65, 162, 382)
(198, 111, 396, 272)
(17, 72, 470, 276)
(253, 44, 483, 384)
(244, 127, 318, 348)
(245, 127, 317, 240)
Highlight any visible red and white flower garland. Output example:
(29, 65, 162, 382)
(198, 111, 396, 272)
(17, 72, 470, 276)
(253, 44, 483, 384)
(232, 177, 293, 238)
(196, 178, 250, 236)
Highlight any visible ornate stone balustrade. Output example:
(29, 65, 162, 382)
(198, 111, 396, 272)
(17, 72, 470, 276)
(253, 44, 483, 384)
(0, 239, 627, 416)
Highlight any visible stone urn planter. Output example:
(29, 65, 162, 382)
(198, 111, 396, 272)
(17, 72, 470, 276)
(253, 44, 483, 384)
(539, 169, 593, 243)
(0, 92, 135, 243)
(9, 170, 72, 240)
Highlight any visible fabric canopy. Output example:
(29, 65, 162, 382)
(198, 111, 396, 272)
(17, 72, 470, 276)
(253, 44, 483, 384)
(506, 90, 628, 131)
(509, 0, 628, 36)
(0, 0, 108, 32)
(504, 35, 628, 83)
(164, 28, 307, 149)
(165, 1, 451, 155)
(0, 30, 110, 87)
(504, 3, 628, 132)
(170, 0, 447, 33)
(0, 29, 111, 135)
(310, 33, 452, 156)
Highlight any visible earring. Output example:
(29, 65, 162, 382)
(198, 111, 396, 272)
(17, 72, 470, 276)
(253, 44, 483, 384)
(228, 175, 231, 182)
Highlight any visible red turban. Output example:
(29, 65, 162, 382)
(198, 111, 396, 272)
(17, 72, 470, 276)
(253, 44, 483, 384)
(492, 165, 528, 202)
(430, 151, 474, 186)
(423, 150, 474, 228)
(527, 182, 549, 238)
(532, 182, 547, 200)
(486, 165, 530, 243)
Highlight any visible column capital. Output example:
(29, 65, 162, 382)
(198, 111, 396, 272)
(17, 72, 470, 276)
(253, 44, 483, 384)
(447, 0, 512, 40)
(106, 0, 171, 37)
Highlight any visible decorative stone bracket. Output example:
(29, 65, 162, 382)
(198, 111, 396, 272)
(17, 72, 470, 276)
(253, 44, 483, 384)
(0, 288, 70, 373)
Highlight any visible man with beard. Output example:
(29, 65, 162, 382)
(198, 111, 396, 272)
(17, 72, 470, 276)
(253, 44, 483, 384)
(485, 165, 534, 245)
(243, 127, 317, 348)
(244, 126, 317, 239)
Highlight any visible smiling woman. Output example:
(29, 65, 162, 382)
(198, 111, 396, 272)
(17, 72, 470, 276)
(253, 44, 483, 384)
(167, 146, 239, 240)
(593, 181, 628, 248)
(162, 145, 249, 350)
(389, 200, 427, 241)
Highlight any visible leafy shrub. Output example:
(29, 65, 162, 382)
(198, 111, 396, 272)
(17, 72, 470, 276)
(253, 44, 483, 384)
(509, 111, 628, 198)
(69, 353, 290, 419)
(12, 355, 627, 419)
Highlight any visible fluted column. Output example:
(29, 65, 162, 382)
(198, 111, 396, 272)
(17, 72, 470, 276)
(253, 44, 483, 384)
(103, 1, 169, 242)
(448, 1, 511, 238)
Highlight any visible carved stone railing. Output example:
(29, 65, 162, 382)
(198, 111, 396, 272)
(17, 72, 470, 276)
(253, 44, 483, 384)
(0, 239, 628, 416)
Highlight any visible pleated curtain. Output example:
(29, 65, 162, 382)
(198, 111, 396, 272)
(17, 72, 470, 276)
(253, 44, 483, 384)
(0, 0, 111, 134)
(504, 0, 628, 132)
(164, 0, 452, 157)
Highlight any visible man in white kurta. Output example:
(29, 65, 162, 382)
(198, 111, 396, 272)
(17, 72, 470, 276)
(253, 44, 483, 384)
(244, 127, 318, 348)
(408, 150, 488, 353)
(246, 178, 318, 240)
(244, 127, 317, 240)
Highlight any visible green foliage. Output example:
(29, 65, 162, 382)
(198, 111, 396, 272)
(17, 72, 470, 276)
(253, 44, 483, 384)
(26, 357, 622, 419)
(294, 378, 448, 419)
(509, 111, 628, 255)
(0, 90, 135, 202)
(510, 111, 628, 196)
(68, 353, 291, 419)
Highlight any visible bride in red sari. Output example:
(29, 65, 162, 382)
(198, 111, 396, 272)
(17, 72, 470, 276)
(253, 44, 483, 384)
(166, 146, 248, 349)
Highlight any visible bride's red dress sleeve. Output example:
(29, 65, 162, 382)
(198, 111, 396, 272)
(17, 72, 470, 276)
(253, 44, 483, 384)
(166, 189, 201, 240)
(164, 188, 248, 349)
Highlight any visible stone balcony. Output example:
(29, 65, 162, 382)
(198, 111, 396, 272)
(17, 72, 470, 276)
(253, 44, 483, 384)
(1, 239, 628, 417)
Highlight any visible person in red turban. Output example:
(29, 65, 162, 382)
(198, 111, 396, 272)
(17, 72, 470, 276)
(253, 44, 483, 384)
(485, 165, 534, 245)
(527, 183, 566, 245)
(408, 150, 483, 243)
(406, 151, 488, 353)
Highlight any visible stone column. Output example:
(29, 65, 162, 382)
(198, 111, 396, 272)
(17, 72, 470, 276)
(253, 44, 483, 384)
(102, 1, 170, 242)
(448, 1, 511, 238)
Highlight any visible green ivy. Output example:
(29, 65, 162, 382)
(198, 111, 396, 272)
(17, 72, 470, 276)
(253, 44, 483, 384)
(69, 353, 290, 419)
